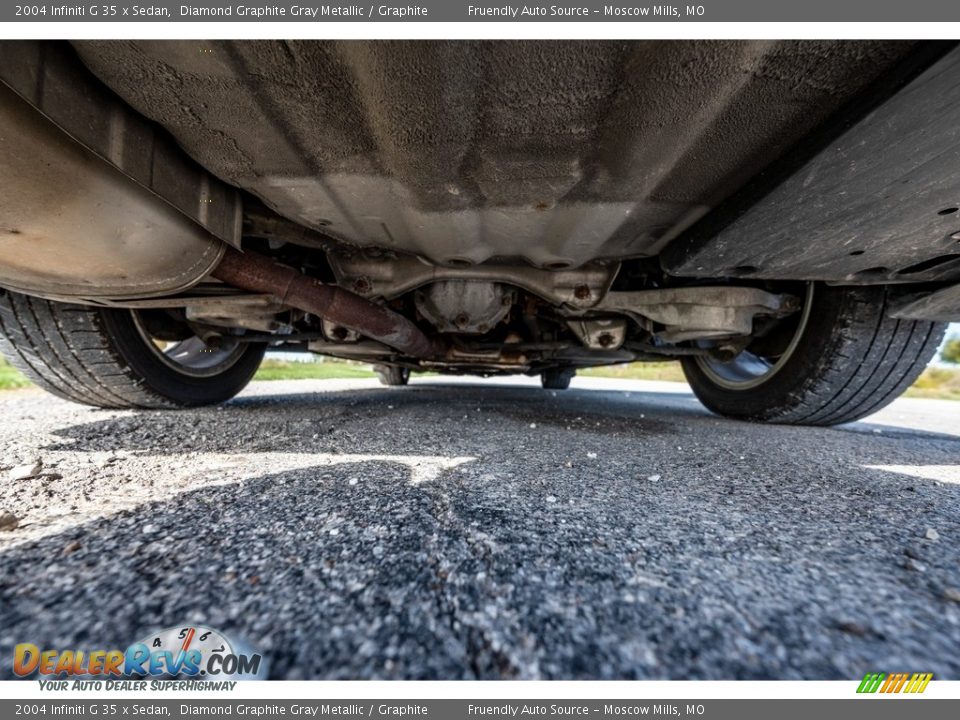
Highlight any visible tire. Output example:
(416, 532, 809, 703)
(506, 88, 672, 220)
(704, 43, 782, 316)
(0, 290, 266, 409)
(374, 365, 410, 386)
(680, 284, 946, 426)
(541, 367, 575, 390)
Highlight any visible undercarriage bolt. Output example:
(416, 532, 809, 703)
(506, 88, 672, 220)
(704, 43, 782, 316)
(781, 294, 802, 312)
(352, 277, 372, 294)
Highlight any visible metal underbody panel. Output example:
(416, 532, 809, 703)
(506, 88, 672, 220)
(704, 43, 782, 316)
(890, 285, 960, 322)
(71, 40, 917, 270)
(664, 45, 960, 285)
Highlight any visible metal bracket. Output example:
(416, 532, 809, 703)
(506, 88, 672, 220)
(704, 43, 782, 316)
(328, 251, 617, 309)
(593, 286, 797, 342)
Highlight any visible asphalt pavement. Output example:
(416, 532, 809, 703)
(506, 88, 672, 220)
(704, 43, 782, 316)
(0, 376, 958, 680)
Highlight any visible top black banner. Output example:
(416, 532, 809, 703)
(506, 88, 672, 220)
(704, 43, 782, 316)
(5, 0, 959, 22)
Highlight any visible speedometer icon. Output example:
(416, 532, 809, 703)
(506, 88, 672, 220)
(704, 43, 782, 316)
(132, 625, 264, 679)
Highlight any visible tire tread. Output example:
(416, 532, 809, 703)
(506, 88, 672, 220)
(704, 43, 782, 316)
(682, 286, 946, 426)
(0, 291, 241, 409)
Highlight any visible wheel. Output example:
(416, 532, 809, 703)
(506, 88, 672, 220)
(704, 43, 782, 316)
(680, 283, 946, 426)
(541, 367, 575, 390)
(0, 290, 266, 409)
(374, 365, 410, 386)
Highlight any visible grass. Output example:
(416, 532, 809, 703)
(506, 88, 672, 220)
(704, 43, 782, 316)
(0, 357, 32, 390)
(253, 358, 375, 381)
(581, 361, 687, 383)
(3, 354, 960, 401)
(903, 366, 960, 401)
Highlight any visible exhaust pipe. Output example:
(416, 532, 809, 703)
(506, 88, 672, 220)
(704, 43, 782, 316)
(212, 246, 441, 359)
(0, 82, 225, 300)
(0, 79, 436, 357)
(0, 82, 439, 359)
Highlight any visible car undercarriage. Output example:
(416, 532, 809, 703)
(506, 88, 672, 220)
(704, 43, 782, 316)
(0, 40, 957, 422)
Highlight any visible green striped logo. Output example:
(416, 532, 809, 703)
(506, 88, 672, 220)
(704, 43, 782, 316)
(857, 672, 886, 693)
(857, 672, 932, 694)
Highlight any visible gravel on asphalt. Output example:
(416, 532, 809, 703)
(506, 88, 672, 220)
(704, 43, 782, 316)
(0, 377, 958, 680)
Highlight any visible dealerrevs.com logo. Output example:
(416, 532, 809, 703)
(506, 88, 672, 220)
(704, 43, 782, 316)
(13, 625, 264, 683)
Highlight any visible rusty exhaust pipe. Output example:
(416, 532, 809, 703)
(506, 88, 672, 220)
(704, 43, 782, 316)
(212, 246, 441, 359)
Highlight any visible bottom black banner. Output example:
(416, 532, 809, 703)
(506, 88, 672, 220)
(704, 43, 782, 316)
(2, 699, 957, 720)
